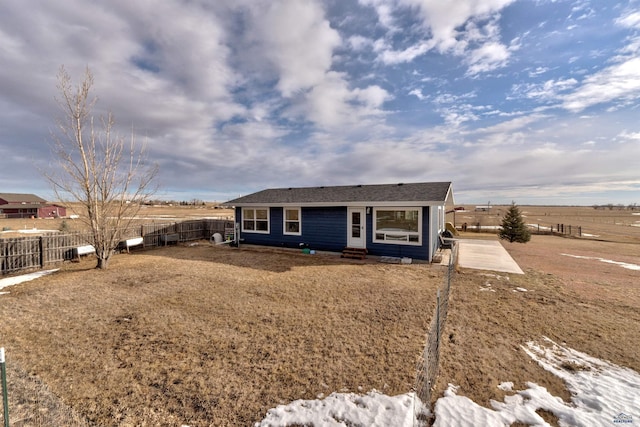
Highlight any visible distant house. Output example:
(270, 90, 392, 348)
(223, 182, 454, 261)
(0, 193, 67, 219)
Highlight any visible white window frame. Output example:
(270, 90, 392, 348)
(283, 207, 302, 236)
(241, 207, 270, 234)
(373, 207, 422, 246)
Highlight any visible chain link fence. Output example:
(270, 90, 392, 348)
(414, 240, 458, 423)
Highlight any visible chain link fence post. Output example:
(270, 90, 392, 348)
(1, 347, 9, 427)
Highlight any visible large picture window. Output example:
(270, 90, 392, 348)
(373, 208, 421, 245)
(242, 208, 269, 233)
(283, 207, 301, 235)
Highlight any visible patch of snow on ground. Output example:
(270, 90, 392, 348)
(257, 338, 640, 427)
(497, 382, 513, 391)
(480, 283, 496, 292)
(522, 337, 640, 426)
(561, 253, 640, 270)
(255, 390, 427, 427)
(481, 273, 510, 281)
(0, 269, 58, 293)
(434, 337, 640, 427)
(514, 287, 528, 292)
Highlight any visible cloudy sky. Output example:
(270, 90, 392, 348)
(1, 0, 639, 205)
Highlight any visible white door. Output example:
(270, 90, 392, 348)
(347, 207, 366, 248)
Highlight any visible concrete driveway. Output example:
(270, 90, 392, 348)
(457, 239, 524, 274)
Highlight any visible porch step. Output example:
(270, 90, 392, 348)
(341, 247, 368, 260)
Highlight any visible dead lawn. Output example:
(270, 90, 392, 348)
(435, 235, 640, 424)
(0, 244, 441, 426)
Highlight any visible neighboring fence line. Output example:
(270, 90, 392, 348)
(1, 219, 234, 276)
(462, 223, 584, 237)
(414, 240, 458, 421)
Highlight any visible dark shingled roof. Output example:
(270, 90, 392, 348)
(224, 182, 453, 206)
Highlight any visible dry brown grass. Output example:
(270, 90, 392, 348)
(435, 235, 640, 417)
(0, 244, 441, 426)
(455, 205, 640, 243)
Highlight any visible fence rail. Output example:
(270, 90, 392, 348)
(414, 240, 458, 421)
(1, 219, 234, 276)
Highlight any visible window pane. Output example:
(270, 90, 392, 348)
(376, 210, 418, 232)
(256, 220, 269, 231)
(243, 220, 255, 230)
(286, 222, 300, 233)
(256, 209, 268, 220)
(244, 209, 255, 220)
(351, 212, 361, 226)
(286, 209, 299, 221)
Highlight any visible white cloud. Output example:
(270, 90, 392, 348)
(292, 71, 391, 129)
(409, 88, 427, 100)
(364, 0, 516, 74)
(399, 0, 515, 52)
(377, 41, 433, 65)
(514, 78, 579, 101)
(248, 0, 341, 97)
(618, 130, 640, 141)
(465, 41, 511, 75)
(358, 0, 398, 29)
(528, 66, 550, 77)
(348, 35, 373, 51)
(616, 10, 640, 28)
(562, 57, 640, 112)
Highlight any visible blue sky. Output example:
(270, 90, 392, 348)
(1, 0, 639, 205)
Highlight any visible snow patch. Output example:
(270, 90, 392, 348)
(521, 337, 640, 426)
(255, 390, 428, 427)
(561, 253, 640, 270)
(497, 382, 513, 391)
(480, 283, 496, 292)
(257, 338, 639, 426)
(0, 269, 59, 293)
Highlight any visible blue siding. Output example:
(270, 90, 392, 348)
(237, 207, 347, 252)
(236, 206, 434, 260)
(301, 207, 347, 251)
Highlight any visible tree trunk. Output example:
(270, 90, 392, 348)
(96, 257, 109, 270)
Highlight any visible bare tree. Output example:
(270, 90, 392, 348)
(45, 66, 158, 269)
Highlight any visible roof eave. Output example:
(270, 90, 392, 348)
(223, 200, 448, 208)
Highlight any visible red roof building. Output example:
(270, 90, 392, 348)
(0, 193, 67, 219)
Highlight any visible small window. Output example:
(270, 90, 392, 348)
(373, 208, 421, 245)
(283, 207, 301, 235)
(242, 208, 270, 233)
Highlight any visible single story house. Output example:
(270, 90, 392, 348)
(0, 193, 67, 219)
(223, 182, 454, 261)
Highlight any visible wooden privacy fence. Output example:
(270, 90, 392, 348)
(1, 219, 234, 276)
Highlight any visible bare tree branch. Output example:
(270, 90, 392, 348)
(43, 65, 159, 269)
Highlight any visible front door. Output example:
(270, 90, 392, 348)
(347, 207, 366, 248)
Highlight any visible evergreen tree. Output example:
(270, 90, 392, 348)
(499, 202, 531, 243)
